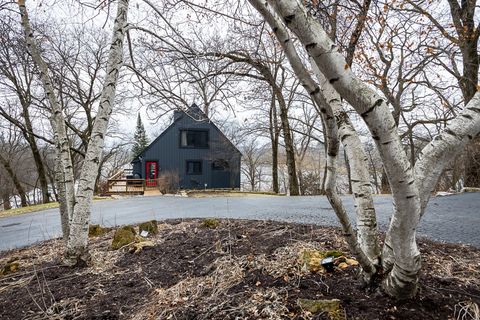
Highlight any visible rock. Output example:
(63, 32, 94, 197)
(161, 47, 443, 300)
(88, 224, 109, 237)
(297, 298, 345, 320)
(299, 249, 324, 273)
(462, 187, 480, 193)
(111, 225, 136, 250)
(139, 220, 158, 235)
(202, 218, 220, 229)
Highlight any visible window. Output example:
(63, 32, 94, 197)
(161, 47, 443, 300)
(186, 160, 202, 175)
(180, 130, 208, 148)
(212, 159, 229, 171)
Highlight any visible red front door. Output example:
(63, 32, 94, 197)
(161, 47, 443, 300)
(146, 161, 157, 187)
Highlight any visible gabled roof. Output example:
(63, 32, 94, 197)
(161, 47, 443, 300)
(131, 104, 241, 163)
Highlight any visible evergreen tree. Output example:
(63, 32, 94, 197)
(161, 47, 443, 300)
(132, 114, 149, 158)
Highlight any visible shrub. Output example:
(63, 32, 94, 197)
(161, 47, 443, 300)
(157, 170, 180, 194)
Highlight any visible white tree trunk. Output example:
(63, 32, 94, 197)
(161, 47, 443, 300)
(415, 92, 480, 210)
(18, 0, 75, 232)
(313, 67, 380, 266)
(64, 0, 129, 265)
(54, 150, 69, 242)
(247, 0, 378, 276)
(269, 0, 422, 298)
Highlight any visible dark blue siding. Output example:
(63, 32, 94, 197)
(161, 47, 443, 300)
(132, 111, 241, 189)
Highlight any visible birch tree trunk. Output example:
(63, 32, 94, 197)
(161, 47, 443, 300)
(55, 150, 69, 242)
(18, 0, 75, 227)
(247, 0, 379, 275)
(64, 0, 129, 266)
(264, 0, 480, 299)
(269, 0, 422, 298)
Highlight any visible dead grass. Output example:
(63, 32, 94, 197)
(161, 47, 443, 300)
(0, 202, 60, 218)
(0, 197, 111, 218)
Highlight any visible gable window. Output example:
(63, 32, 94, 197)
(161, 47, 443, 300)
(212, 159, 229, 171)
(186, 160, 202, 175)
(180, 130, 209, 148)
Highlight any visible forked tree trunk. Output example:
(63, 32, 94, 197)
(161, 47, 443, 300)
(267, 0, 480, 299)
(270, 0, 421, 298)
(64, 0, 129, 266)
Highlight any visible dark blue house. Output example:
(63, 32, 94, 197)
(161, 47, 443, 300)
(131, 104, 241, 189)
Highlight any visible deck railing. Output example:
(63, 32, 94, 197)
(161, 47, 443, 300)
(107, 179, 145, 193)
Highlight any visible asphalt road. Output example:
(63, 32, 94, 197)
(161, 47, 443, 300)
(0, 193, 479, 251)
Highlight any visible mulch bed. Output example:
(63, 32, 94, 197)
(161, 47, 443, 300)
(0, 219, 478, 320)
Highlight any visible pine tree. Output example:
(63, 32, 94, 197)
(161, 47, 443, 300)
(132, 113, 149, 158)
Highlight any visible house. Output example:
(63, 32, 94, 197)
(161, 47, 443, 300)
(131, 104, 241, 190)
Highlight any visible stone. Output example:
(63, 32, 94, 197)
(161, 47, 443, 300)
(299, 249, 345, 273)
(111, 225, 136, 250)
(338, 262, 349, 270)
(139, 220, 158, 235)
(345, 258, 359, 266)
(202, 218, 220, 229)
(297, 298, 345, 320)
(88, 224, 109, 237)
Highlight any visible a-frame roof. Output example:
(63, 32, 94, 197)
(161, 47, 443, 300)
(131, 104, 241, 163)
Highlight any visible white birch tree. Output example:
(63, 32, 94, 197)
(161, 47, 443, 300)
(249, 0, 480, 299)
(17, 0, 130, 265)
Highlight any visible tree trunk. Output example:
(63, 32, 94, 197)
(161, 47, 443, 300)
(270, 0, 421, 298)
(18, 0, 76, 233)
(64, 0, 129, 266)
(248, 0, 378, 275)
(273, 86, 299, 195)
(0, 153, 28, 207)
(269, 95, 280, 194)
(2, 191, 11, 211)
(55, 151, 70, 242)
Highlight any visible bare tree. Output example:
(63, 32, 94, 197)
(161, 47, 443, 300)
(16, 0, 130, 266)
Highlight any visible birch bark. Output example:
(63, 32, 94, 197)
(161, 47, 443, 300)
(269, 0, 422, 298)
(18, 0, 75, 228)
(64, 0, 129, 265)
(247, 0, 379, 270)
(415, 92, 480, 210)
(266, 0, 480, 299)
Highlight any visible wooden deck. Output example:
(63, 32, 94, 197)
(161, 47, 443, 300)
(107, 179, 146, 195)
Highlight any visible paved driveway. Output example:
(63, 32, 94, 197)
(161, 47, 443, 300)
(0, 193, 479, 251)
